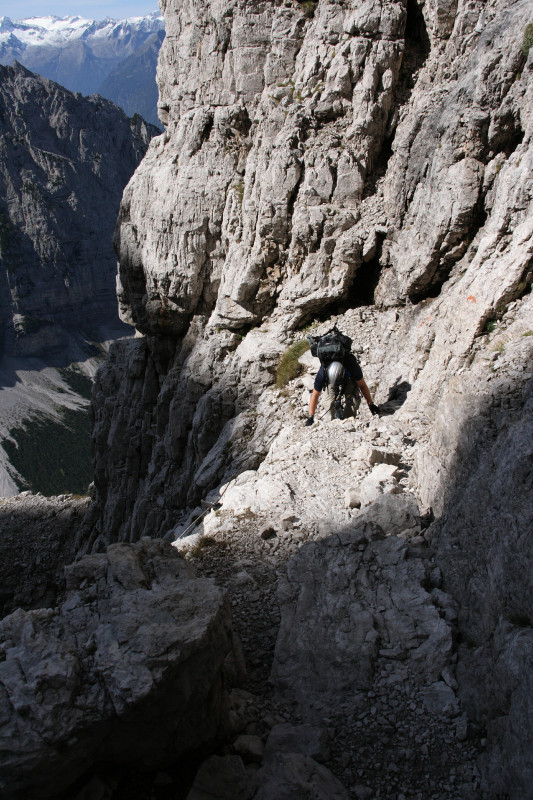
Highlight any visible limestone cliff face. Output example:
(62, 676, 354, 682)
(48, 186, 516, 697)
(117, 0, 531, 337)
(100, 0, 532, 543)
(117, 0, 406, 334)
(0, 63, 158, 358)
(88, 0, 532, 794)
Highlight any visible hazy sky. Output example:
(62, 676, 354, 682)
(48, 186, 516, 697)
(2, 0, 159, 20)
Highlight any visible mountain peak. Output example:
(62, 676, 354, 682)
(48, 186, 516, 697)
(0, 12, 164, 48)
(0, 10, 165, 119)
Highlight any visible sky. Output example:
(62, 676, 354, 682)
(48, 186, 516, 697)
(2, 0, 159, 20)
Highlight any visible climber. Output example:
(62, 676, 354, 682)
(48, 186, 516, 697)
(305, 328, 380, 426)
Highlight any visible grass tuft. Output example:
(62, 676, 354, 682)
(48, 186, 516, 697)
(232, 180, 245, 206)
(299, 0, 318, 19)
(522, 23, 533, 55)
(275, 340, 310, 388)
(188, 535, 218, 559)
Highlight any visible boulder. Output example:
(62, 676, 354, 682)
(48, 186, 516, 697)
(253, 752, 350, 800)
(0, 539, 234, 799)
(233, 734, 265, 764)
(355, 492, 421, 536)
(263, 723, 331, 764)
(185, 755, 254, 800)
(345, 487, 362, 508)
(352, 444, 402, 468)
(421, 681, 461, 718)
(186, 747, 350, 800)
(358, 463, 402, 506)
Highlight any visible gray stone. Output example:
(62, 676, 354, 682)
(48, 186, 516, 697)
(280, 514, 299, 531)
(264, 723, 331, 764)
(352, 444, 401, 468)
(353, 787, 373, 800)
(186, 755, 253, 800)
(355, 492, 421, 536)
(368, 448, 402, 467)
(254, 752, 350, 800)
(233, 734, 265, 764)
(345, 488, 362, 509)
(0, 540, 234, 799)
(358, 464, 402, 507)
(421, 681, 461, 718)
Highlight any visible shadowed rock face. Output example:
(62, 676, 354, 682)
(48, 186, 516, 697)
(0, 62, 159, 359)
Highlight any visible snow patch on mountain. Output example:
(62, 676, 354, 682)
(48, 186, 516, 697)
(0, 12, 163, 49)
(5, 16, 90, 44)
(0, 11, 165, 122)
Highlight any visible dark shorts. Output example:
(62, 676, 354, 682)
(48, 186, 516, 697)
(314, 353, 363, 392)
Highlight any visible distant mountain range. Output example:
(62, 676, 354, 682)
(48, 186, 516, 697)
(0, 61, 160, 495)
(0, 12, 164, 126)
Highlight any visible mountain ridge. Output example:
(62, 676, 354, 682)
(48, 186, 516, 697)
(0, 11, 165, 123)
(0, 61, 159, 494)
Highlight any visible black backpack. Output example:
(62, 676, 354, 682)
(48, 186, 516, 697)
(308, 327, 352, 366)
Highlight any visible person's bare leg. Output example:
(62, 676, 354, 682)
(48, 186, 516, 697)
(309, 389, 320, 417)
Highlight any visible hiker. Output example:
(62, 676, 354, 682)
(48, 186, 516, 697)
(305, 327, 380, 426)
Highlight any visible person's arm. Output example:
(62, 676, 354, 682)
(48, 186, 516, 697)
(357, 379, 380, 414)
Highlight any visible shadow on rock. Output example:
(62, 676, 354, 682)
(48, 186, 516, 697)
(0, 494, 89, 618)
(378, 378, 412, 415)
(426, 373, 533, 799)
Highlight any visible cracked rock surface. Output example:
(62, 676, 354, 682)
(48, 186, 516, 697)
(0, 539, 234, 799)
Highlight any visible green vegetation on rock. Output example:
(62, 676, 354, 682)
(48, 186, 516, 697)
(522, 23, 533, 54)
(299, 0, 318, 19)
(275, 340, 310, 388)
